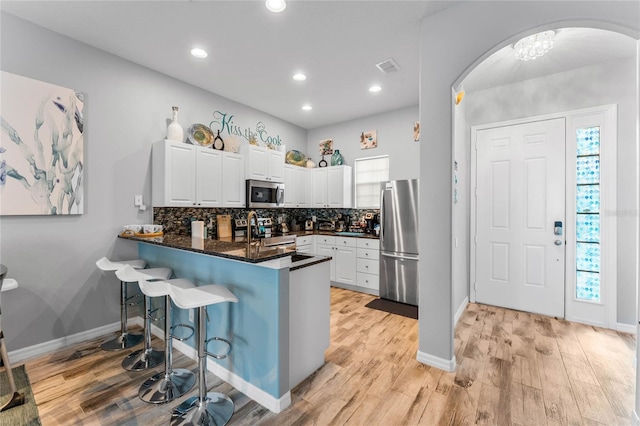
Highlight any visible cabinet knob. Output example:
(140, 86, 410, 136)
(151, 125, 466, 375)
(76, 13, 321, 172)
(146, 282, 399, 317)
(365, 265, 368, 269)
(365, 253, 369, 256)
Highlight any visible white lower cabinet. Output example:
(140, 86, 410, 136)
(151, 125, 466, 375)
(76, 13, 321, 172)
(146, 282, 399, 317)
(356, 238, 380, 294)
(334, 237, 357, 285)
(313, 236, 358, 287)
(304, 235, 380, 295)
(315, 235, 336, 281)
(296, 235, 314, 253)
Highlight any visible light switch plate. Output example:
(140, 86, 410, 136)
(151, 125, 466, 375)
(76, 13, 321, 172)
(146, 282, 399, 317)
(134, 195, 143, 206)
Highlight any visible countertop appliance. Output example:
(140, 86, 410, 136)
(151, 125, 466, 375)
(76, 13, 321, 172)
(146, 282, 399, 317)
(246, 180, 285, 208)
(233, 217, 273, 238)
(379, 179, 419, 306)
(318, 220, 335, 231)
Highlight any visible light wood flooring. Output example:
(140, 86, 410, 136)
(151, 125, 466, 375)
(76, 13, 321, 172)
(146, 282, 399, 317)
(21, 287, 636, 425)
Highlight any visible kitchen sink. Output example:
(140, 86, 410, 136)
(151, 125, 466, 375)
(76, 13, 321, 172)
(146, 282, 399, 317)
(291, 253, 314, 262)
(335, 232, 365, 237)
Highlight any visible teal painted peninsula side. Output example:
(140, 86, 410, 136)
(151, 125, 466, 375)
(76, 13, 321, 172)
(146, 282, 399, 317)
(133, 239, 331, 413)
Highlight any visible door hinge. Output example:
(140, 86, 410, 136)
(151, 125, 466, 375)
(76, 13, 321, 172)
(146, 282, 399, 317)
(474, 235, 478, 244)
(474, 188, 478, 197)
(473, 281, 477, 291)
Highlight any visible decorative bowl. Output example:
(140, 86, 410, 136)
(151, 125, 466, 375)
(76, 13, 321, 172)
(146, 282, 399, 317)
(187, 124, 214, 147)
(285, 150, 306, 167)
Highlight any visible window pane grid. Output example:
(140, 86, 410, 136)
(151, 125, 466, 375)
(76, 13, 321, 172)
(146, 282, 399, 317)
(354, 156, 389, 208)
(575, 126, 601, 303)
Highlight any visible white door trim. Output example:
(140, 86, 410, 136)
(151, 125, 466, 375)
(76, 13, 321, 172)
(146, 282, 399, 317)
(470, 105, 618, 328)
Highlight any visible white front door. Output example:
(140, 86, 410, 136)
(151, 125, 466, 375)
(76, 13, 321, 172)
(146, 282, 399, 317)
(475, 118, 566, 317)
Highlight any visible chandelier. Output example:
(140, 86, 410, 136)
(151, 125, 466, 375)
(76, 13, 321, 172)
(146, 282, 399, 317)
(514, 30, 555, 61)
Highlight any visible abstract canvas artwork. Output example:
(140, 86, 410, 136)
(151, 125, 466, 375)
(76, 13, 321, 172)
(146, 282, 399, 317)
(360, 130, 377, 149)
(0, 71, 84, 215)
(319, 138, 333, 155)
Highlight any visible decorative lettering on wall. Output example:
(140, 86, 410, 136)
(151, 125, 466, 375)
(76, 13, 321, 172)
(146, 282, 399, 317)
(209, 110, 283, 147)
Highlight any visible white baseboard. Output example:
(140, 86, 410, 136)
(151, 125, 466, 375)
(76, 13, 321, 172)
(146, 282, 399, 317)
(615, 322, 637, 334)
(454, 297, 469, 327)
(7, 321, 121, 364)
(416, 350, 456, 372)
(171, 334, 292, 413)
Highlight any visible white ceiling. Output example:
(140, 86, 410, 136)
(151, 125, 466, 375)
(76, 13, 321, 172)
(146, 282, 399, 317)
(2, 1, 637, 130)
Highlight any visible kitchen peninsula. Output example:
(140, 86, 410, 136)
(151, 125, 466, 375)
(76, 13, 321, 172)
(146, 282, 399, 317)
(118, 233, 331, 413)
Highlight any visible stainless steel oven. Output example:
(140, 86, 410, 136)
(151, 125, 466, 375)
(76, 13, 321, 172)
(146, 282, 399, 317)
(246, 180, 285, 208)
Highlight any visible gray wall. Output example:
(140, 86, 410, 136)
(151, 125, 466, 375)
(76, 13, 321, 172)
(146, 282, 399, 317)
(306, 105, 420, 181)
(418, 0, 639, 364)
(0, 13, 306, 351)
(463, 57, 638, 325)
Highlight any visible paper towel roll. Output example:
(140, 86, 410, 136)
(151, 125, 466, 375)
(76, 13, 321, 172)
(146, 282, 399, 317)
(191, 221, 205, 238)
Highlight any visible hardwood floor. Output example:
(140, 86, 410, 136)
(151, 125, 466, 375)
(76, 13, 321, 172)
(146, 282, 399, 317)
(21, 287, 636, 425)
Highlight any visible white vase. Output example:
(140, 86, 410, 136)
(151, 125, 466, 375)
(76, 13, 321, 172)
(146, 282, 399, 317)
(166, 106, 184, 142)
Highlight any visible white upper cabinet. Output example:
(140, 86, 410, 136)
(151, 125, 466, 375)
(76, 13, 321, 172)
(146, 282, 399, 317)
(295, 166, 311, 208)
(241, 145, 284, 182)
(311, 166, 352, 208)
(195, 148, 223, 207)
(221, 152, 245, 207)
(284, 164, 311, 208)
(152, 140, 245, 208)
(284, 164, 298, 207)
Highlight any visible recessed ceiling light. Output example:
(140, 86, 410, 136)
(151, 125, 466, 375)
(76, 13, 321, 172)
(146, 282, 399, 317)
(302, 105, 312, 111)
(265, 0, 286, 13)
(369, 85, 382, 93)
(190, 48, 208, 59)
(293, 73, 307, 81)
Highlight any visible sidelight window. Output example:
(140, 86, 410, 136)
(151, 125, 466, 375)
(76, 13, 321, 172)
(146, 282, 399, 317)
(575, 126, 601, 302)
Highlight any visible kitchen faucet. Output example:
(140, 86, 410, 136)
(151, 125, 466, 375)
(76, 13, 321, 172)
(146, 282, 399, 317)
(246, 210, 259, 255)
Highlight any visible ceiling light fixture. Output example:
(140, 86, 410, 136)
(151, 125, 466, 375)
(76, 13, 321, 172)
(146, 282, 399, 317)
(265, 0, 286, 13)
(302, 105, 312, 111)
(369, 85, 382, 93)
(514, 30, 555, 61)
(293, 73, 307, 81)
(190, 48, 208, 59)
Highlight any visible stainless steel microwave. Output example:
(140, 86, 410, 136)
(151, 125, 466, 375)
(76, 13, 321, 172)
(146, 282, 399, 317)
(246, 180, 285, 208)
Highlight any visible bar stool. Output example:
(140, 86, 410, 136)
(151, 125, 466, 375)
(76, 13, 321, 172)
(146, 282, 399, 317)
(116, 265, 196, 403)
(0, 269, 25, 412)
(96, 257, 147, 351)
(168, 282, 238, 426)
(114, 265, 173, 371)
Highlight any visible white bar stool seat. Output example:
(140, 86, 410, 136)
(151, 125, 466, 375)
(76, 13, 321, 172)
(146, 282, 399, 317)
(117, 266, 197, 403)
(168, 282, 238, 426)
(114, 265, 173, 371)
(0, 276, 25, 412)
(96, 257, 147, 351)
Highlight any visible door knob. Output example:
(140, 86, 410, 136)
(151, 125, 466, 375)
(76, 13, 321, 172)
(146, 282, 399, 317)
(554, 240, 563, 246)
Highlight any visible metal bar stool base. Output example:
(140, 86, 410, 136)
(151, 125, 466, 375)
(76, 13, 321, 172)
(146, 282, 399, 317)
(171, 392, 234, 426)
(122, 348, 165, 371)
(139, 368, 195, 404)
(101, 332, 143, 351)
(0, 391, 25, 412)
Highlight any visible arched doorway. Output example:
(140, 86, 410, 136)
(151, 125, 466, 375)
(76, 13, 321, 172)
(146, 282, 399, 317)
(453, 25, 638, 424)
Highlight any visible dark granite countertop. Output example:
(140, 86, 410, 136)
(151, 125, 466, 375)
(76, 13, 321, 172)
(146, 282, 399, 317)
(118, 229, 376, 265)
(118, 234, 295, 264)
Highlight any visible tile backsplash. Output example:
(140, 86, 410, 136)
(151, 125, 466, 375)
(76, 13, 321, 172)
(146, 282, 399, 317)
(153, 207, 380, 238)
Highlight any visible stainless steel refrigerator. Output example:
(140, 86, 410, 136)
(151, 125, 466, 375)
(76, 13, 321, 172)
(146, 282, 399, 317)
(379, 179, 419, 306)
